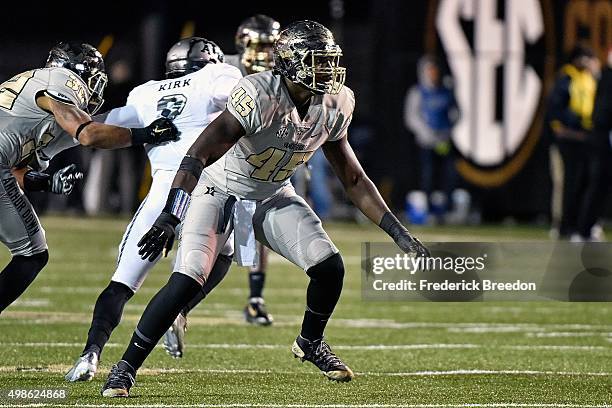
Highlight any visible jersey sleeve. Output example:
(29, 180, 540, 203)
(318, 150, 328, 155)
(44, 68, 89, 111)
(99, 105, 144, 127)
(226, 77, 262, 135)
(327, 88, 355, 142)
(210, 64, 242, 110)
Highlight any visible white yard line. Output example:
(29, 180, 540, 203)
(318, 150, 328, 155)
(0, 403, 610, 408)
(527, 332, 612, 338)
(0, 342, 607, 352)
(4, 312, 612, 335)
(0, 364, 609, 378)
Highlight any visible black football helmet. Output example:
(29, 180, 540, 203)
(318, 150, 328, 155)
(273, 20, 345, 95)
(165, 37, 224, 79)
(235, 14, 280, 73)
(45, 42, 107, 114)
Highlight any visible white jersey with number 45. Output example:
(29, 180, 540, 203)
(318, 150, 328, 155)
(205, 70, 355, 200)
(103, 63, 242, 172)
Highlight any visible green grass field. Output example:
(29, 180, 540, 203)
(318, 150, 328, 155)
(0, 216, 611, 407)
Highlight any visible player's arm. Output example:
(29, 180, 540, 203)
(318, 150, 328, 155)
(323, 136, 429, 257)
(137, 109, 245, 261)
(36, 95, 178, 148)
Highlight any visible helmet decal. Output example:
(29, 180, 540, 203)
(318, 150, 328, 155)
(165, 37, 224, 79)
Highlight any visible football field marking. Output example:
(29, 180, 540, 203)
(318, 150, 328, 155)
(0, 403, 610, 407)
(4, 311, 612, 332)
(0, 342, 607, 352)
(0, 365, 609, 378)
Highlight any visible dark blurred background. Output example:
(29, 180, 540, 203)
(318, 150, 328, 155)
(2, 0, 611, 229)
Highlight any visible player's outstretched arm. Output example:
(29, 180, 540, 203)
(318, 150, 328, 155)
(323, 136, 429, 257)
(137, 110, 245, 261)
(36, 96, 179, 148)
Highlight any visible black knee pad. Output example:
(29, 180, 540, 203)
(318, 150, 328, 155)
(102, 281, 134, 303)
(306, 253, 345, 283)
(151, 272, 202, 312)
(17, 250, 49, 271)
(102, 281, 134, 299)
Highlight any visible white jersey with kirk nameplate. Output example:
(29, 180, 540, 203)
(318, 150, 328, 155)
(0, 67, 89, 170)
(104, 63, 242, 172)
(205, 70, 355, 200)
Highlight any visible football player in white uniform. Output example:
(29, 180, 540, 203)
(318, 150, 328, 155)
(65, 38, 241, 382)
(101, 21, 429, 397)
(0, 42, 178, 316)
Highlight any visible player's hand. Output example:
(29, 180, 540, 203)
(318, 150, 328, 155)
(50, 164, 83, 195)
(137, 212, 180, 261)
(379, 211, 430, 258)
(144, 118, 180, 144)
(394, 230, 430, 258)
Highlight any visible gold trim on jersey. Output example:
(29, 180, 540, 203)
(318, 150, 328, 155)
(0, 70, 36, 111)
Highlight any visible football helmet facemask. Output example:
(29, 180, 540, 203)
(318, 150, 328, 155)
(165, 37, 224, 79)
(235, 14, 280, 73)
(45, 42, 107, 115)
(273, 20, 346, 95)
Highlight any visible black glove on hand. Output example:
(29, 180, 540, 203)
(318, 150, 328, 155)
(379, 212, 430, 258)
(24, 164, 83, 195)
(137, 212, 180, 261)
(50, 164, 83, 195)
(131, 117, 180, 145)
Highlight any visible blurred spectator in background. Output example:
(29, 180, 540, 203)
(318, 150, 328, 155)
(83, 50, 145, 215)
(547, 45, 600, 241)
(583, 47, 612, 236)
(404, 55, 461, 224)
(592, 48, 612, 150)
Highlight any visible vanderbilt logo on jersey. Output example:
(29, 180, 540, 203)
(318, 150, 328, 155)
(276, 124, 310, 139)
(276, 125, 289, 139)
(296, 125, 310, 136)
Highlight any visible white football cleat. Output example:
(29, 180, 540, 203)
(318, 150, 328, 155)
(65, 351, 98, 382)
(163, 313, 187, 358)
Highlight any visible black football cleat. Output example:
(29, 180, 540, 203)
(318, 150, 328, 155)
(244, 297, 273, 326)
(101, 361, 135, 398)
(291, 335, 354, 382)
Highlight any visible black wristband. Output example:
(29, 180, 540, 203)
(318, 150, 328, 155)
(379, 211, 406, 241)
(130, 127, 149, 145)
(178, 155, 204, 181)
(23, 170, 51, 192)
(75, 120, 93, 140)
